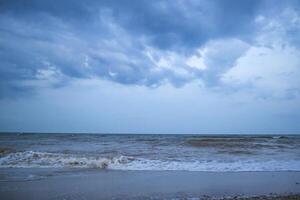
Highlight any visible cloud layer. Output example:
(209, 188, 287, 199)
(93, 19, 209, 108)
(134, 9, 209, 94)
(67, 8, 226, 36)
(0, 0, 300, 98)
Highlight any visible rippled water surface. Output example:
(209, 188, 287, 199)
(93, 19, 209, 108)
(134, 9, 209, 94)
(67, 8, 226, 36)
(0, 133, 300, 172)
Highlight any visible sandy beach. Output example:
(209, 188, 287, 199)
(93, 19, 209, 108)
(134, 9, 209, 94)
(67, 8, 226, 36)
(0, 169, 299, 200)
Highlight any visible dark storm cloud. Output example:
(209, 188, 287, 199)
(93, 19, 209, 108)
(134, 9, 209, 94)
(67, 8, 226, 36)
(0, 0, 260, 48)
(0, 0, 299, 97)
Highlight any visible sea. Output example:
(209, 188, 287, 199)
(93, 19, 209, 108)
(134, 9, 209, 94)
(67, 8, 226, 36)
(1, 133, 300, 174)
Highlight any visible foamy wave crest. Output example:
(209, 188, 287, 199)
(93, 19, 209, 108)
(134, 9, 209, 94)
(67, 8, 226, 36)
(112, 159, 300, 172)
(0, 151, 135, 169)
(1, 151, 300, 171)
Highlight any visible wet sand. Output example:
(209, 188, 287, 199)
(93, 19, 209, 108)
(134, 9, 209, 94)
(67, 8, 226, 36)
(0, 170, 300, 200)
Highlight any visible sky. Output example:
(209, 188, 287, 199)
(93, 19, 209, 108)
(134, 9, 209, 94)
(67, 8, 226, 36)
(0, 0, 300, 134)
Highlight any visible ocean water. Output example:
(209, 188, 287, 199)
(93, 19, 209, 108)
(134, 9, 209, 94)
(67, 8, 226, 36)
(0, 133, 300, 172)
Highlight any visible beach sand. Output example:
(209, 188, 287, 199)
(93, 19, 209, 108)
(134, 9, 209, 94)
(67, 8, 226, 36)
(0, 170, 300, 200)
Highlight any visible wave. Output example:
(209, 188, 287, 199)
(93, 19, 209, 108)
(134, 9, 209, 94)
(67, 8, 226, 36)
(1, 151, 300, 172)
(185, 136, 299, 149)
(186, 137, 266, 148)
(0, 151, 135, 169)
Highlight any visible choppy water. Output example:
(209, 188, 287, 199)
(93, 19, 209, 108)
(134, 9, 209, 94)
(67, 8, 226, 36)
(0, 133, 300, 172)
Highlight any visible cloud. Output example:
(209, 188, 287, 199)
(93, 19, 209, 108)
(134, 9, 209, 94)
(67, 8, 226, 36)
(221, 5, 300, 99)
(0, 0, 299, 98)
(193, 38, 250, 86)
(222, 42, 300, 99)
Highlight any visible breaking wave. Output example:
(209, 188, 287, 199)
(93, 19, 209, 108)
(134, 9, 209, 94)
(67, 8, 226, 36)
(1, 151, 300, 172)
(0, 151, 135, 169)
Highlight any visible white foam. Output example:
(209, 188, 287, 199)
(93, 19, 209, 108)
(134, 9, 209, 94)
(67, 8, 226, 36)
(0, 151, 134, 169)
(1, 151, 300, 172)
(111, 158, 300, 172)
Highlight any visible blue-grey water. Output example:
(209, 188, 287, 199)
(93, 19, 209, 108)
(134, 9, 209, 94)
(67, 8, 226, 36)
(0, 133, 300, 172)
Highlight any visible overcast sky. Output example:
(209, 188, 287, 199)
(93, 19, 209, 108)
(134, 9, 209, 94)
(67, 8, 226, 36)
(0, 0, 300, 134)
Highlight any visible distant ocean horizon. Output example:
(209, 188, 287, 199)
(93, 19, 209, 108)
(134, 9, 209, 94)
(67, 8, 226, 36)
(0, 132, 299, 174)
(1, 131, 300, 136)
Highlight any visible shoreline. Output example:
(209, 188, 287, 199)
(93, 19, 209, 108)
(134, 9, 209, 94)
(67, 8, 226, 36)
(0, 169, 299, 199)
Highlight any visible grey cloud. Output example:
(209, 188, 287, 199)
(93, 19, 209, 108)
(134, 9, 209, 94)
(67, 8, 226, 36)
(0, 0, 298, 98)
